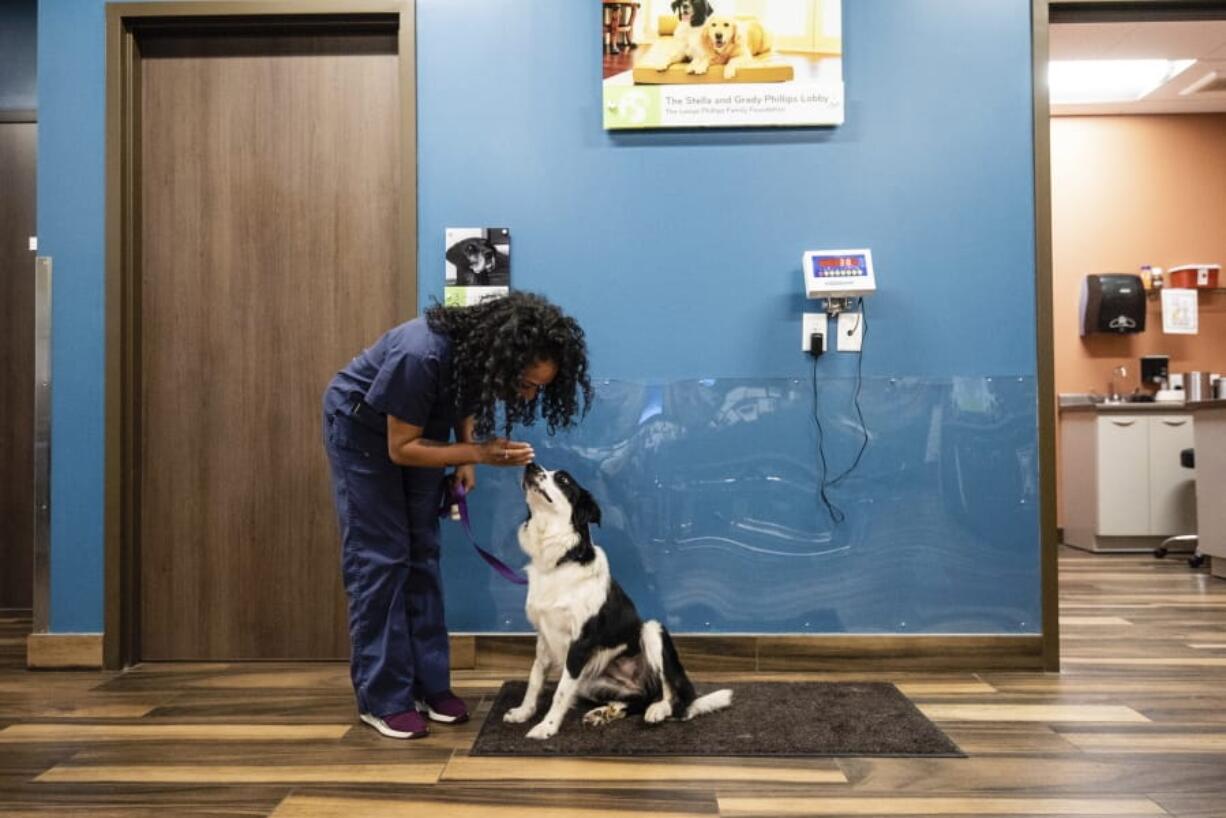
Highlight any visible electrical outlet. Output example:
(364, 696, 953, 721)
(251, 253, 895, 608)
(802, 313, 827, 353)
(837, 311, 863, 352)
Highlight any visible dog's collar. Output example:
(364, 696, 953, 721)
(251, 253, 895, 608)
(555, 527, 596, 568)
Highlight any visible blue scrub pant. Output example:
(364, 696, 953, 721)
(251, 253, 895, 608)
(323, 409, 451, 718)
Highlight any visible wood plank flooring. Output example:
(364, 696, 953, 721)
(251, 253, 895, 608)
(4, 546, 1226, 816)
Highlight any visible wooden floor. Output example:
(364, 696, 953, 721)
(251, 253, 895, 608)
(4, 547, 1226, 816)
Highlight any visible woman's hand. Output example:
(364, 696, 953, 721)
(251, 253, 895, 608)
(455, 464, 477, 493)
(477, 438, 535, 467)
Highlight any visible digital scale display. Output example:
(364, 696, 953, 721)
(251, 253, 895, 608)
(811, 254, 870, 279)
(803, 248, 876, 299)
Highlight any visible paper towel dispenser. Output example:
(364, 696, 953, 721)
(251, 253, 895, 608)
(1080, 274, 1146, 336)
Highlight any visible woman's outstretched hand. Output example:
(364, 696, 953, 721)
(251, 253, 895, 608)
(477, 438, 535, 467)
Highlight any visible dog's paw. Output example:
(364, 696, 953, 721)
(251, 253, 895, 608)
(645, 700, 673, 724)
(583, 703, 628, 727)
(503, 706, 535, 724)
(687, 59, 709, 75)
(723, 65, 738, 79)
(525, 721, 558, 740)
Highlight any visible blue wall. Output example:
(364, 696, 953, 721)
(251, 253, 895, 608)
(0, 0, 37, 110)
(39, 0, 106, 631)
(420, 1, 1038, 380)
(39, 0, 1039, 634)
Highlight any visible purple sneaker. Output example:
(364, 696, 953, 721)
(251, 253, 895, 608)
(360, 709, 429, 739)
(419, 690, 469, 724)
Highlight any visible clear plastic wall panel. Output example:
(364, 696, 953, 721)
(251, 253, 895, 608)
(440, 376, 1040, 634)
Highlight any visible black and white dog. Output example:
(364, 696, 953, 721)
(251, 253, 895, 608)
(673, 0, 714, 27)
(642, 0, 715, 72)
(446, 236, 509, 287)
(505, 463, 732, 740)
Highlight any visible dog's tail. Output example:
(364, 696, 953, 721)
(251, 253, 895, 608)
(684, 688, 733, 720)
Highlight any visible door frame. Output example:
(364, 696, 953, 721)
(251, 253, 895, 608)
(103, 0, 417, 669)
(1040, 0, 1226, 672)
(1031, 0, 1058, 672)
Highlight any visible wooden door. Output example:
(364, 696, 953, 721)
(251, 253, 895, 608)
(137, 27, 403, 659)
(0, 121, 36, 611)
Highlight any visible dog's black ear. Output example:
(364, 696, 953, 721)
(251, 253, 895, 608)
(445, 242, 466, 267)
(573, 488, 602, 529)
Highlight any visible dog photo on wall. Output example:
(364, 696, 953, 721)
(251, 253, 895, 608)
(445, 227, 510, 307)
(602, 0, 845, 129)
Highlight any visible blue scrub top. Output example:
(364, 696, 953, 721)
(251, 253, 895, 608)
(326, 317, 457, 444)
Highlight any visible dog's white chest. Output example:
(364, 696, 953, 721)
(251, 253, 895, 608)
(525, 575, 584, 636)
(523, 555, 609, 660)
(526, 606, 574, 660)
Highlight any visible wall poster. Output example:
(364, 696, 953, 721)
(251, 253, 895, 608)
(602, 0, 844, 129)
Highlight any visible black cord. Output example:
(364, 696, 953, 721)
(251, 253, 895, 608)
(847, 310, 863, 334)
(830, 298, 869, 486)
(811, 354, 845, 524)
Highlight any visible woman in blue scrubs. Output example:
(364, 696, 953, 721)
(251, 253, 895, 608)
(323, 291, 592, 739)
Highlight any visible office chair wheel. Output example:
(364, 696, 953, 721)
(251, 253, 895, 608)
(1189, 554, 1206, 569)
(1154, 547, 1168, 559)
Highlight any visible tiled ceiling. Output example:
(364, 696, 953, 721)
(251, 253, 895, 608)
(1050, 20, 1226, 115)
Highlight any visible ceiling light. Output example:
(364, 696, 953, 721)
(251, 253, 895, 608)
(1048, 59, 1196, 104)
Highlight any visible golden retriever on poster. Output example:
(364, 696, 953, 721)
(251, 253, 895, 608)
(688, 15, 774, 80)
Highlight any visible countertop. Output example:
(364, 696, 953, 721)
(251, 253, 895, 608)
(1059, 401, 1192, 414)
(1186, 399, 1226, 411)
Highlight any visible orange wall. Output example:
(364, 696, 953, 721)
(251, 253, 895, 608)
(1052, 114, 1226, 525)
(1053, 114, 1226, 395)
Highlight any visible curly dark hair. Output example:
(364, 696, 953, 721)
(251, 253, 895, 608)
(424, 292, 593, 438)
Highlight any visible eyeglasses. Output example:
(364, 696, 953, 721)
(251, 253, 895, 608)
(518, 376, 547, 396)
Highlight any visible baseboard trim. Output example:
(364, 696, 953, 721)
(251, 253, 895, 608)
(27, 633, 104, 669)
(449, 634, 1044, 672)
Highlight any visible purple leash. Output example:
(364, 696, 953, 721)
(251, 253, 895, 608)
(440, 477, 528, 586)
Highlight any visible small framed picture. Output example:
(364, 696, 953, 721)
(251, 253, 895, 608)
(1161, 288, 1199, 335)
(445, 227, 510, 306)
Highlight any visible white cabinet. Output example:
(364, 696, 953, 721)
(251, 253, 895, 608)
(1148, 416, 1196, 535)
(1095, 417, 1150, 536)
(1061, 410, 1195, 552)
